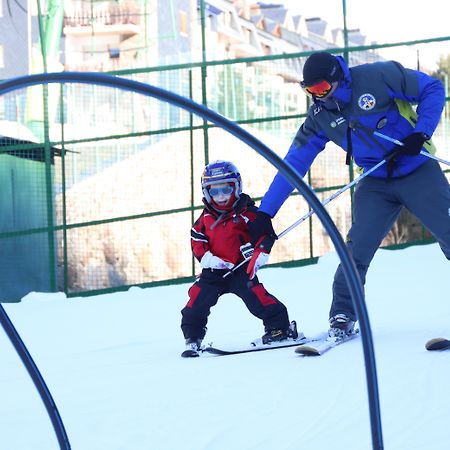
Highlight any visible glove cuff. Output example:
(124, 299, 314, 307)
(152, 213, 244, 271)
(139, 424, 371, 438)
(255, 235, 275, 253)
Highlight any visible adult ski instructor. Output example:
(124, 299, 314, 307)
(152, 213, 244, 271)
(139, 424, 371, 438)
(247, 51, 450, 338)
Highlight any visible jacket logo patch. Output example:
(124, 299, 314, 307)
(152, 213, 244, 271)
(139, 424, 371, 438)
(313, 105, 322, 115)
(358, 93, 376, 110)
(331, 116, 346, 127)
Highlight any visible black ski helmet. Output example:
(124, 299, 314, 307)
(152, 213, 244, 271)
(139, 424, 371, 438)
(301, 52, 343, 87)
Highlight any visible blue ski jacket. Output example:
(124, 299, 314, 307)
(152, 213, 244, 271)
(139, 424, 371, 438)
(259, 57, 445, 217)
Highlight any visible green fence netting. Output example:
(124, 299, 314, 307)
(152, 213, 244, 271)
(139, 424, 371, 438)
(1, 27, 449, 300)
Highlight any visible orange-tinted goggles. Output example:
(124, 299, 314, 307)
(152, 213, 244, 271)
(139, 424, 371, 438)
(301, 80, 333, 98)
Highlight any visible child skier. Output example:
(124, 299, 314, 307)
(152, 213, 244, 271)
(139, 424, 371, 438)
(180, 160, 298, 357)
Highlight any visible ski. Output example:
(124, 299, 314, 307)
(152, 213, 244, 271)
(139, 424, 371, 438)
(294, 331, 360, 356)
(202, 333, 328, 356)
(425, 337, 450, 351)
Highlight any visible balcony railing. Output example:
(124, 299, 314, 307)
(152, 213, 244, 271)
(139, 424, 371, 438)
(64, 2, 140, 27)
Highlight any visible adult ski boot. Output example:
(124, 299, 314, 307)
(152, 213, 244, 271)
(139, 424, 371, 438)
(181, 338, 202, 358)
(328, 314, 356, 338)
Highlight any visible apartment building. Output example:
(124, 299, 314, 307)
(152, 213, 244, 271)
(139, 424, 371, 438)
(0, 0, 41, 80)
(61, 0, 374, 71)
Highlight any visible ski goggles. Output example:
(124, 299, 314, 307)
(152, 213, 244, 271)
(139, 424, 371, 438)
(208, 185, 234, 197)
(300, 79, 334, 98)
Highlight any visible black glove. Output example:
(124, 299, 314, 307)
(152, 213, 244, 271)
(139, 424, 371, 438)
(249, 211, 277, 246)
(257, 234, 276, 253)
(396, 132, 428, 156)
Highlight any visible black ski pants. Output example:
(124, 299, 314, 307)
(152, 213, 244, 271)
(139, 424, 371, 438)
(181, 267, 290, 341)
(331, 159, 450, 320)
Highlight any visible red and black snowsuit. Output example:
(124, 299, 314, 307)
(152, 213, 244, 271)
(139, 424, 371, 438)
(181, 193, 290, 341)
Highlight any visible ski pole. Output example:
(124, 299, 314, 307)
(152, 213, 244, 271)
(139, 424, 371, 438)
(373, 131, 450, 166)
(277, 158, 387, 239)
(225, 131, 450, 278)
(224, 157, 388, 277)
(222, 243, 254, 278)
(222, 257, 249, 278)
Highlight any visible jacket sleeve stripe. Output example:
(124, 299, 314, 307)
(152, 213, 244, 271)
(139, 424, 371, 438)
(191, 228, 208, 243)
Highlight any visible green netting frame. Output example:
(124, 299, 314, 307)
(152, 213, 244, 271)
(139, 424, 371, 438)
(1, 36, 449, 300)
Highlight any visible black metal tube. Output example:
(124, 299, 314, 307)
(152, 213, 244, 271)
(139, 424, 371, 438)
(0, 304, 71, 449)
(0, 72, 384, 450)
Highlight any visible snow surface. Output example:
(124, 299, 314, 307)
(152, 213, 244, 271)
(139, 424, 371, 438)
(1, 243, 449, 450)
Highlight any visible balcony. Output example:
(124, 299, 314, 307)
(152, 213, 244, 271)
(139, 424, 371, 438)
(64, 1, 140, 38)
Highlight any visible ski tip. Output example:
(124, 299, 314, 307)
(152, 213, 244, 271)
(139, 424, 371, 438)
(295, 345, 320, 356)
(425, 337, 450, 351)
(202, 347, 229, 355)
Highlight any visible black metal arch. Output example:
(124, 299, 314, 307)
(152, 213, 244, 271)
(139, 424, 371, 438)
(0, 72, 383, 450)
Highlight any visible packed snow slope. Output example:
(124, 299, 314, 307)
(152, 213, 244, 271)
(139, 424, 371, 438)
(1, 243, 449, 450)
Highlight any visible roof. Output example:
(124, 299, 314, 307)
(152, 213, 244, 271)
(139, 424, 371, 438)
(0, 136, 63, 163)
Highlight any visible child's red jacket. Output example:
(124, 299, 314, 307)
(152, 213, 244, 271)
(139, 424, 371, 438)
(190, 194, 258, 266)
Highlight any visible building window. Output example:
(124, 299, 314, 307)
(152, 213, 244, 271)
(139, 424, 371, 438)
(180, 10, 187, 35)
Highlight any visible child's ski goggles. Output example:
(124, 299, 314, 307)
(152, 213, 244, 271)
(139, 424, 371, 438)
(208, 185, 234, 197)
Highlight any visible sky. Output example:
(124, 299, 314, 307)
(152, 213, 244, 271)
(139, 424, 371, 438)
(1, 243, 450, 450)
(282, 0, 450, 70)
